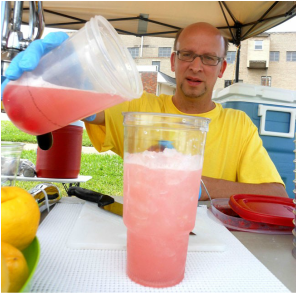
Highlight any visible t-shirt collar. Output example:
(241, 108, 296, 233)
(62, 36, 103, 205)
(166, 95, 221, 120)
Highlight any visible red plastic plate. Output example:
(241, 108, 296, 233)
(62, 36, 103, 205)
(229, 195, 295, 227)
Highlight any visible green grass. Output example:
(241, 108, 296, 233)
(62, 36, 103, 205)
(1, 121, 37, 143)
(1, 121, 123, 197)
(1, 121, 94, 146)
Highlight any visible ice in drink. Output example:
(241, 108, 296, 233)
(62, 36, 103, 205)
(123, 148, 202, 287)
(3, 79, 126, 135)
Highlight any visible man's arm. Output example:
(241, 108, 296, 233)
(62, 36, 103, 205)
(200, 176, 288, 200)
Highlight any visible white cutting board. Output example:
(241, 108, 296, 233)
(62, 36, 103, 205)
(67, 202, 226, 252)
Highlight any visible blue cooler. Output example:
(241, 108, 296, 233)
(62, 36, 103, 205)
(213, 83, 296, 199)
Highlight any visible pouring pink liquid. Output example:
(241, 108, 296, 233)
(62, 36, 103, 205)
(3, 82, 126, 135)
(2, 16, 143, 136)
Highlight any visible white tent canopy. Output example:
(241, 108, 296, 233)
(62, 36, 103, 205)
(21, 1, 296, 45)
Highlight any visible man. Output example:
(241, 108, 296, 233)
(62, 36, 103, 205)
(4, 22, 288, 200)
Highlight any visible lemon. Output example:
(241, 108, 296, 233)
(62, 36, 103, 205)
(1, 242, 29, 293)
(1, 253, 10, 293)
(1, 186, 40, 250)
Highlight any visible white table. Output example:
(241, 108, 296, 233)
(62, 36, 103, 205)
(1, 175, 92, 192)
(33, 198, 295, 293)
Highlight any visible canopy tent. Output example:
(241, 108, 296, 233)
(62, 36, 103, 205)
(0, 1, 294, 82)
(20, 1, 296, 44)
(20, 1, 296, 82)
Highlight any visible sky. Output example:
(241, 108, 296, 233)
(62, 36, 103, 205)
(265, 16, 296, 32)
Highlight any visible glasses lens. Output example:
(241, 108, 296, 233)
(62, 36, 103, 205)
(202, 55, 219, 65)
(178, 51, 220, 65)
(178, 51, 194, 61)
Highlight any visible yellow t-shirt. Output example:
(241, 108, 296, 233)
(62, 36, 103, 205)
(85, 92, 283, 185)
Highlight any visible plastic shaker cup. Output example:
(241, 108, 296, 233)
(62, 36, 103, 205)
(3, 16, 143, 136)
(122, 112, 210, 287)
(1, 142, 25, 186)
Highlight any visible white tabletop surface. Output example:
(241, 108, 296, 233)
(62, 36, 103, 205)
(34, 198, 295, 293)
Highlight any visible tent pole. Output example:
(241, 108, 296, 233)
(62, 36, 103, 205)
(235, 44, 241, 83)
(234, 23, 242, 83)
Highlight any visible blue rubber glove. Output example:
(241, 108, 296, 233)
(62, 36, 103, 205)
(84, 114, 97, 122)
(4, 32, 69, 80)
(1, 78, 9, 98)
(199, 186, 202, 200)
(158, 140, 174, 149)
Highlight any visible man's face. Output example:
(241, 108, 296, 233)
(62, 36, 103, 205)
(171, 25, 227, 101)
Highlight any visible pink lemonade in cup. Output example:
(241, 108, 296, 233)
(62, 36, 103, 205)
(123, 149, 202, 287)
(123, 112, 209, 287)
(3, 80, 126, 135)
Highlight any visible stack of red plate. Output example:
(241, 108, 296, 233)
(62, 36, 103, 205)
(210, 195, 295, 234)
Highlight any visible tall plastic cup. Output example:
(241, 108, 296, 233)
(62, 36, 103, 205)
(1, 142, 25, 186)
(123, 112, 210, 287)
(3, 16, 143, 136)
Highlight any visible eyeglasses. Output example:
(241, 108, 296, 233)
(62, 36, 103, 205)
(175, 50, 224, 66)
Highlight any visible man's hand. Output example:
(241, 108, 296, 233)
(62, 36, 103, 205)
(200, 176, 288, 200)
(5, 32, 69, 80)
(1, 31, 69, 108)
(2, 32, 68, 99)
(82, 112, 105, 125)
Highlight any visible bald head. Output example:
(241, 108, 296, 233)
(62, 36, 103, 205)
(174, 22, 229, 57)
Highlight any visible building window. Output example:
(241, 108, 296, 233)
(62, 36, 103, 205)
(224, 80, 243, 88)
(225, 80, 232, 88)
(128, 47, 139, 58)
(254, 40, 263, 50)
(286, 51, 296, 62)
(261, 76, 271, 87)
(152, 61, 160, 71)
(226, 51, 236, 64)
(158, 47, 171, 57)
(270, 51, 279, 62)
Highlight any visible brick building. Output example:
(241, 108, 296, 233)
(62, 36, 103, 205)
(221, 32, 296, 90)
(137, 65, 176, 95)
(120, 32, 296, 95)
